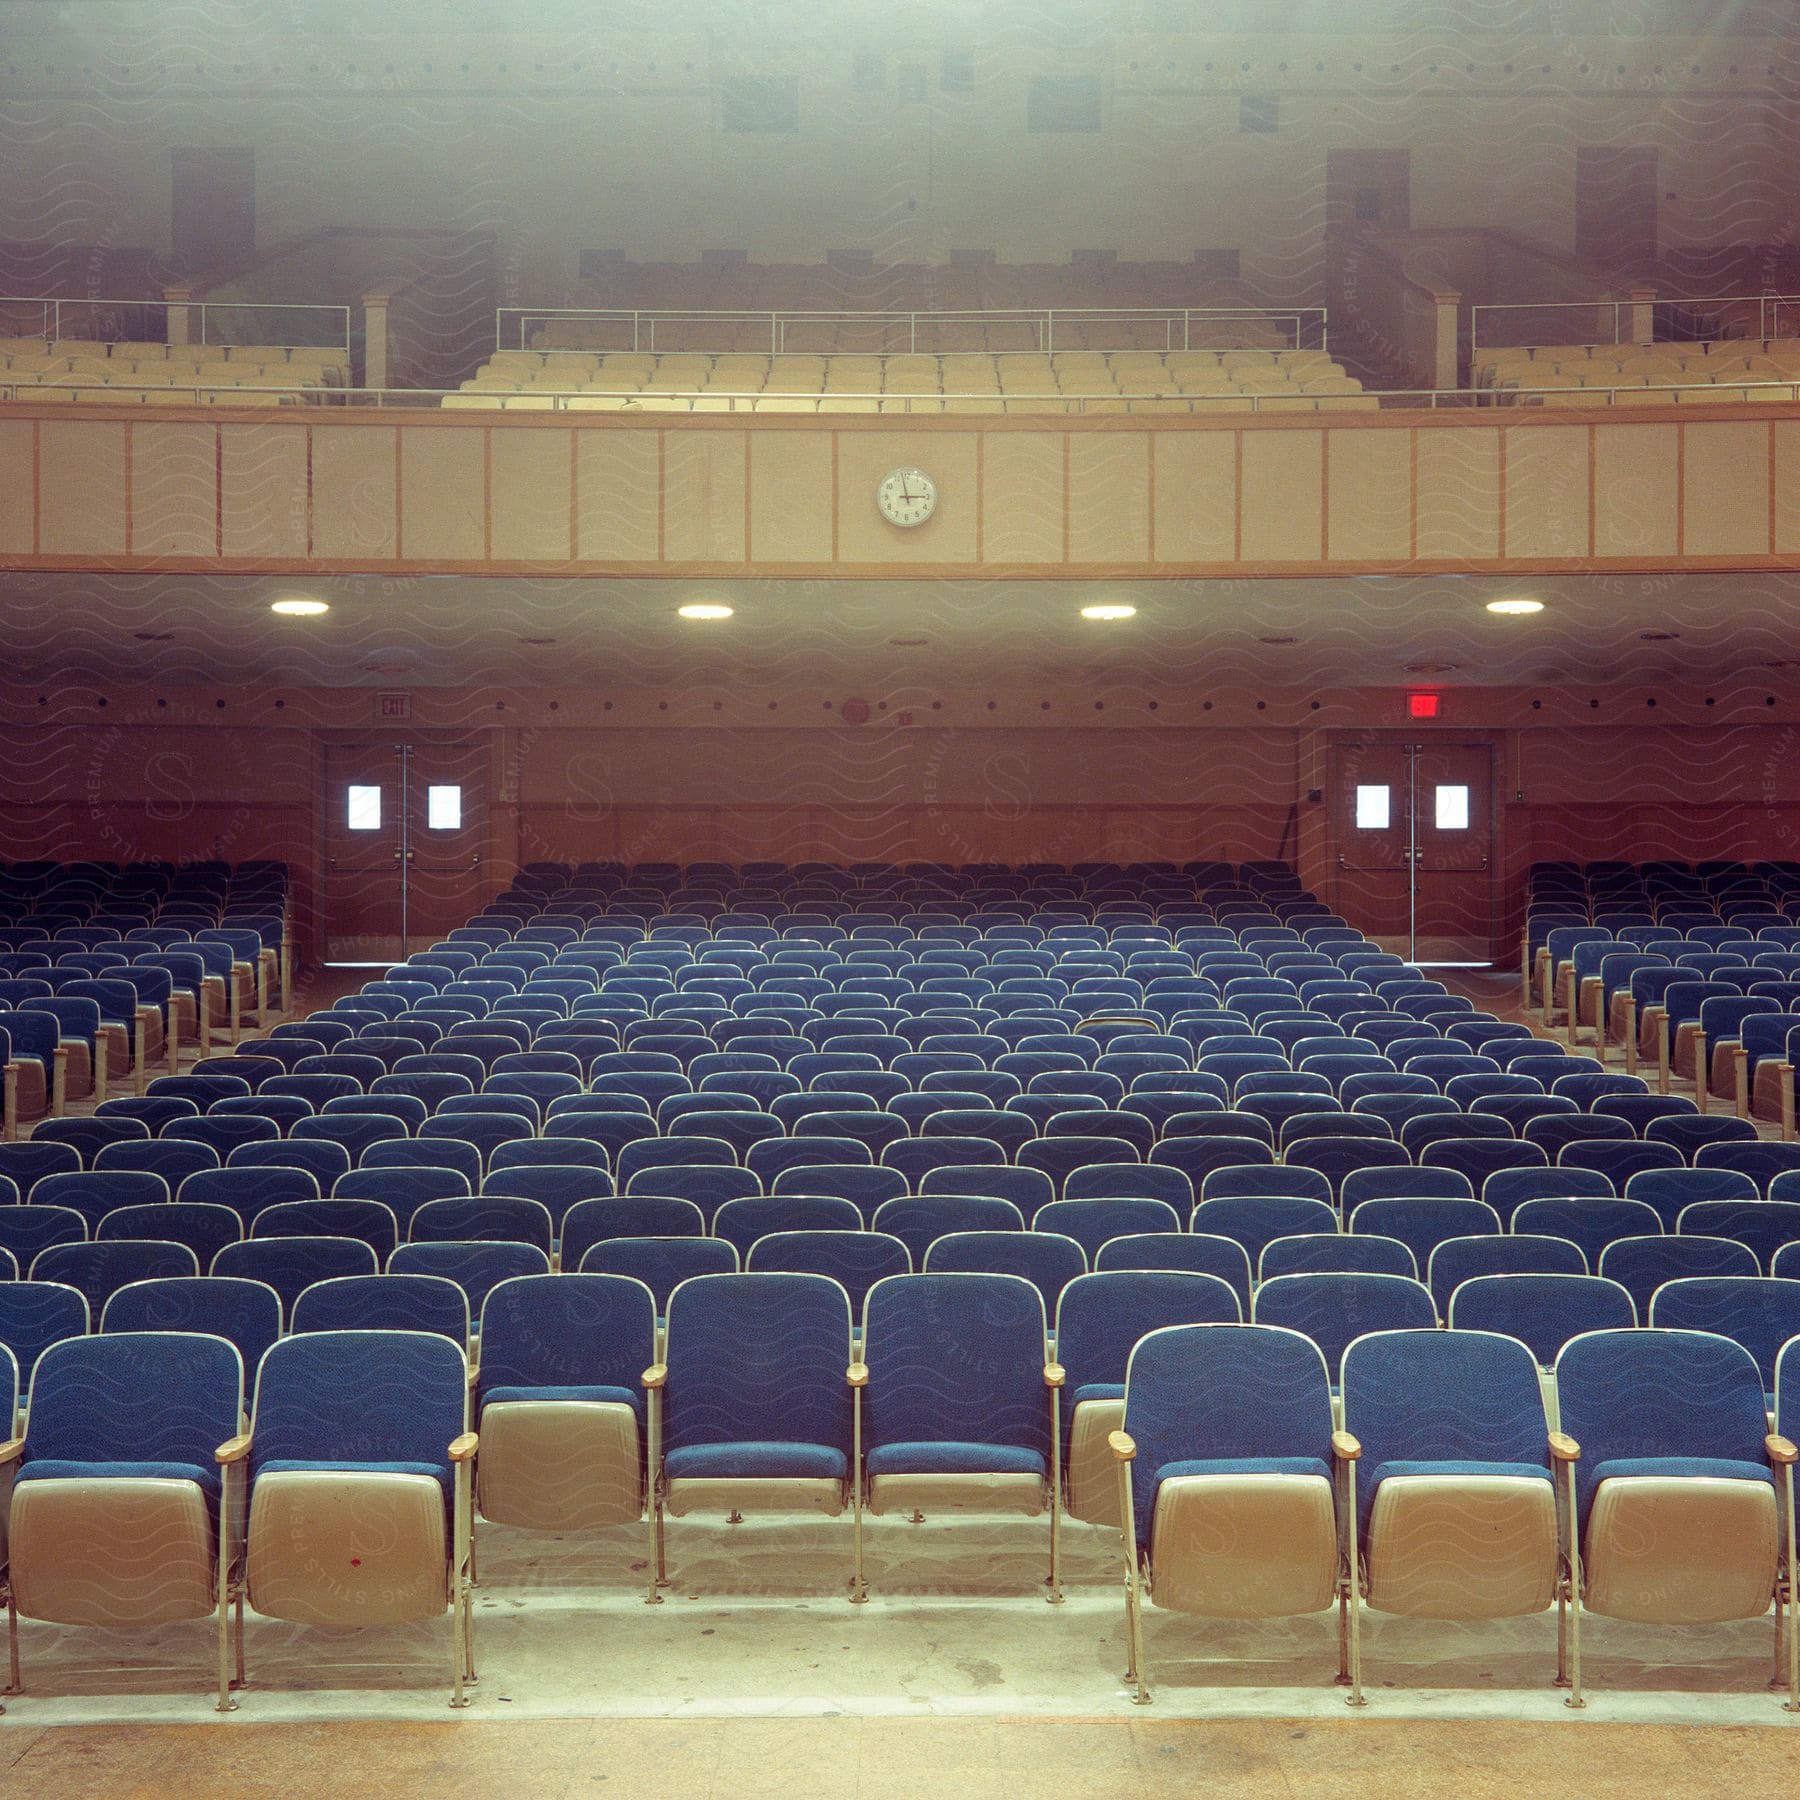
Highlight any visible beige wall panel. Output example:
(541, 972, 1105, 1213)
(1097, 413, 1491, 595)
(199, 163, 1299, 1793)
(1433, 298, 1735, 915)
(0, 420, 34, 553)
(1240, 430, 1322, 563)
(130, 422, 216, 559)
(39, 421, 126, 555)
(668, 431, 750, 563)
(1503, 425, 1588, 559)
(490, 427, 574, 562)
(1068, 434, 1150, 564)
(399, 426, 485, 561)
(1326, 428, 1410, 561)
(1415, 428, 1500, 561)
(836, 432, 978, 563)
(981, 433, 1064, 564)
(1594, 423, 1677, 559)
(1776, 422, 1800, 555)
(1682, 422, 1770, 557)
(220, 425, 308, 559)
(311, 425, 398, 560)
(746, 431, 829, 563)
(574, 430, 660, 562)
(1151, 432, 1237, 564)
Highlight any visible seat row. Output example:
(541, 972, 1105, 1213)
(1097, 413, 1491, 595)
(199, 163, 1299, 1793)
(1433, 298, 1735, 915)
(11, 1203, 1800, 1392)
(1532, 936, 1800, 1135)
(2, 1275, 1796, 1716)
(1476, 336, 1800, 388)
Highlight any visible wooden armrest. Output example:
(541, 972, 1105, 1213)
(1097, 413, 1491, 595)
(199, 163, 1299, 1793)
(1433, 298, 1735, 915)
(1331, 1430, 1362, 1462)
(641, 1362, 668, 1389)
(1767, 1433, 1798, 1467)
(1549, 1431, 1581, 1463)
(1044, 1361, 1066, 1389)
(448, 1432, 479, 1464)
(1108, 1430, 1136, 1462)
(0, 1434, 25, 1466)
(846, 1362, 869, 1389)
(215, 1433, 253, 1465)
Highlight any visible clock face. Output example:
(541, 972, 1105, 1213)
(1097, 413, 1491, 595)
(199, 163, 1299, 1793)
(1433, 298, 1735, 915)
(876, 466, 937, 528)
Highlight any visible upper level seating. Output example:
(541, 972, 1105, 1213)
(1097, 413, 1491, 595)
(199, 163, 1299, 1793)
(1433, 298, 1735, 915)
(442, 349, 1368, 414)
(1473, 337, 1800, 404)
(0, 337, 350, 405)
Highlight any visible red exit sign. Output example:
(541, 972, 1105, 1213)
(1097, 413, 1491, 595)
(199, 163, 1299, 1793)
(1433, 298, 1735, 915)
(1408, 693, 1440, 719)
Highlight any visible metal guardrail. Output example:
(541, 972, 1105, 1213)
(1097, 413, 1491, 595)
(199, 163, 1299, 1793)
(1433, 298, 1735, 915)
(0, 296, 354, 351)
(494, 305, 1331, 356)
(1471, 293, 1800, 362)
(4, 379, 1800, 413)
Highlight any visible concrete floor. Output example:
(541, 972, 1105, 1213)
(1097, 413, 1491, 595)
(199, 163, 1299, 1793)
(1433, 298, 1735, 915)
(4, 1512, 1796, 1732)
(2, 1713, 1794, 1800)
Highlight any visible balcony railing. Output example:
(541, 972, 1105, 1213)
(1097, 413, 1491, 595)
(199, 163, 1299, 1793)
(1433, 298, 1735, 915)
(494, 305, 1331, 356)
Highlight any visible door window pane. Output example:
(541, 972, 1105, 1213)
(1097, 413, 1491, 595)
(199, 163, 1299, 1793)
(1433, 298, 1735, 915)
(427, 785, 463, 830)
(1435, 784, 1471, 831)
(1355, 785, 1391, 830)
(346, 785, 381, 831)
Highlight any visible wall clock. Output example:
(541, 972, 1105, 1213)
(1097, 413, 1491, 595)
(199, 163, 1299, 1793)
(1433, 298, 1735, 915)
(876, 466, 937, 528)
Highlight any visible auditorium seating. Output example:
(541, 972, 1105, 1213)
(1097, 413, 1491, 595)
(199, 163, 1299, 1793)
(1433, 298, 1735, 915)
(0, 860, 290, 1136)
(1525, 859, 1800, 1133)
(2, 1330, 244, 1701)
(441, 347, 1369, 414)
(1473, 337, 1800, 404)
(0, 338, 350, 404)
(5, 854, 1800, 1712)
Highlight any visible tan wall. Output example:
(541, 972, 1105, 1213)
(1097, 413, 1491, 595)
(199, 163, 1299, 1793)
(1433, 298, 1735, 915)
(7, 407, 1800, 578)
(1, 12, 1792, 295)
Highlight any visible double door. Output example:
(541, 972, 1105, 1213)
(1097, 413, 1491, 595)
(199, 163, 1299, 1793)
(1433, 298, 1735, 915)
(320, 740, 489, 963)
(1328, 738, 1496, 964)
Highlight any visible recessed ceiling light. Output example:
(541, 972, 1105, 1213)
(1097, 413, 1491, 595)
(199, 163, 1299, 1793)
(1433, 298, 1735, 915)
(1637, 630, 1680, 642)
(1080, 604, 1136, 621)
(1486, 598, 1544, 615)
(1259, 635, 1297, 646)
(270, 597, 329, 617)
(889, 636, 928, 647)
(677, 603, 733, 621)
(1404, 660, 1462, 673)
(133, 631, 175, 642)
(518, 635, 558, 646)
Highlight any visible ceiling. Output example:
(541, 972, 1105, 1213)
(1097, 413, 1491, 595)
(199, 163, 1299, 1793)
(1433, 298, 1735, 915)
(2, 567, 1798, 691)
